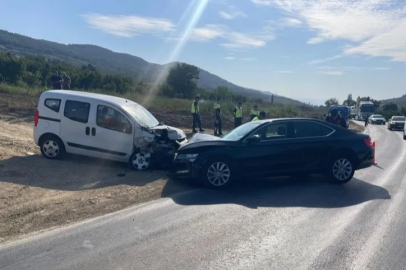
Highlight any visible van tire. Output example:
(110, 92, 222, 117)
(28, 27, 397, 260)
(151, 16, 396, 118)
(129, 152, 152, 171)
(39, 135, 65, 160)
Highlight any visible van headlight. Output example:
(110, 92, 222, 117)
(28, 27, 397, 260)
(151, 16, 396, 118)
(176, 153, 198, 162)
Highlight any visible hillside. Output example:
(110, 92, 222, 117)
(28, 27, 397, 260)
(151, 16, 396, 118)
(0, 29, 301, 105)
(380, 95, 406, 107)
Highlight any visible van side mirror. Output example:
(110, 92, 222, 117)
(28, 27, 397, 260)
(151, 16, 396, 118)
(247, 134, 261, 143)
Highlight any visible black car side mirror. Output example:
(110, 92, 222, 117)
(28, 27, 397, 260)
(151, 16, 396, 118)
(247, 134, 261, 143)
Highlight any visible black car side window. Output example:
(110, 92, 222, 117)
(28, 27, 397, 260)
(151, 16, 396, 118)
(294, 122, 333, 138)
(251, 123, 289, 141)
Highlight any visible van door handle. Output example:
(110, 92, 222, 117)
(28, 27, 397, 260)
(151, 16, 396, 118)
(91, 127, 96, 136)
(85, 127, 90, 136)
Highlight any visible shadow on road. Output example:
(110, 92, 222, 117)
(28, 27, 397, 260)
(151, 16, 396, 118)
(0, 154, 169, 191)
(162, 175, 391, 209)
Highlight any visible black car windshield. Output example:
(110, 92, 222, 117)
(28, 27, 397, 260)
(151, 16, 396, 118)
(393, 116, 405, 121)
(222, 121, 263, 141)
(372, 115, 383, 118)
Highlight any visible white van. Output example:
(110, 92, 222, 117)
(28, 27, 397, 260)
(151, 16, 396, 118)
(34, 90, 187, 170)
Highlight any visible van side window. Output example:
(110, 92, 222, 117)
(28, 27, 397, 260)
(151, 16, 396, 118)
(64, 100, 90, 123)
(44, 99, 61, 113)
(97, 105, 132, 134)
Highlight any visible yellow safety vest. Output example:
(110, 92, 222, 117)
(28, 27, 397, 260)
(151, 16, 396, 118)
(251, 110, 259, 116)
(235, 106, 242, 118)
(252, 116, 260, 121)
(191, 101, 199, 113)
(214, 102, 220, 109)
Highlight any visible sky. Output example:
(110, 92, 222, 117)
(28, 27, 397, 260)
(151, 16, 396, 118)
(0, 0, 405, 105)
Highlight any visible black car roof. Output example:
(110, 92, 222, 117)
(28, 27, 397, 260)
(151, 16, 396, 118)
(256, 118, 348, 131)
(257, 118, 327, 123)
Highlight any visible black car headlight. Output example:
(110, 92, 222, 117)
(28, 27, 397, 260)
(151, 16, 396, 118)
(176, 153, 199, 162)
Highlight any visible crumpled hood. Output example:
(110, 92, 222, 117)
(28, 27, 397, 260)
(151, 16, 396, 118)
(150, 125, 186, 140)
(187, 133, 222, 144)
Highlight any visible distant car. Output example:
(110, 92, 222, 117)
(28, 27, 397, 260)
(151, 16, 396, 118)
(368, 114, 386, 125)
(387, 116, 405, 131)
(171, 118, 374, 189)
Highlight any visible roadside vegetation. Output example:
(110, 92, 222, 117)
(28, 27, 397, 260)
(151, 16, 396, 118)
(0, 53, 325, 128)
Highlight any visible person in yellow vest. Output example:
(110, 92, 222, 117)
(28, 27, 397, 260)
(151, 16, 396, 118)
(191, 95, 204, 133)
(250, 105, 260, 120)
(214, 98, 223, 136)
(233, 101, 243, 128)
(252, 111, 266, 121)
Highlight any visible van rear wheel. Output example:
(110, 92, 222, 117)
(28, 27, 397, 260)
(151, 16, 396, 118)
(40, 135, 65, 160)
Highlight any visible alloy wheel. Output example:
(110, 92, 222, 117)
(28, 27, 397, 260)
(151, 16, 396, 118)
(207, 162, 231, 186)
(332, 158, 353, 181)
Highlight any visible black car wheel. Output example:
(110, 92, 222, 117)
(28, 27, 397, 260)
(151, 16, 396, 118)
(40, 135, 65, 160)
(201, 158, 234, 189)
(328, 155, 355, 184)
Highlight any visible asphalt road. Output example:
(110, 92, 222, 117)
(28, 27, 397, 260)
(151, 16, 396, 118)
(2, 123, 406, 270)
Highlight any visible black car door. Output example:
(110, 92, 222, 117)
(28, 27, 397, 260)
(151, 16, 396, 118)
(238, 121, 294, 177)
(288, 120, 335, 172)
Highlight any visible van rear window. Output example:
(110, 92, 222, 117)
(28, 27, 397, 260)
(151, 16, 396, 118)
(64, 100, 90, 123)
(44, 99, 61, 113)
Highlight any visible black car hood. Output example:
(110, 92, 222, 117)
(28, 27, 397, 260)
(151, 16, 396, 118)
(188, 133, 221, 143)
(180, 133, 228, 150)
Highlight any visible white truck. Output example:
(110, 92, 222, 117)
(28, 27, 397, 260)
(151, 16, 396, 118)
(356, 101, 375, 121)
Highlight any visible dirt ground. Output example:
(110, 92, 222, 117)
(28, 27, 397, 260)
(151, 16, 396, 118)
(0, 92, 364, 244)
(0, 113, 204, 244)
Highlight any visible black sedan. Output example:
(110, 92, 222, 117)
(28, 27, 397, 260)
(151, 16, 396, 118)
(171, 118, 374, 188)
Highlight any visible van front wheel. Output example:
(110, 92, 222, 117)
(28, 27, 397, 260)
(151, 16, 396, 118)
(129, 152, 152, 171)
(40, 135, 65, 160)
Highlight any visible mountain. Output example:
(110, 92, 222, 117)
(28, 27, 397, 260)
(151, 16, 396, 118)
(380, 95, 406, 107)
(0, 29, 301, 105)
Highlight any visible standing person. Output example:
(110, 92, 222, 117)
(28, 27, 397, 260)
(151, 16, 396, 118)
(250, 105, 260, 120)
(252, 111, 266, 121)
(191, 95, 205, 133)
(214, 98, 223, 136)
(50, 71, 63, 90)
(61, 72, 71, 90)
(365, 115, 369, 127)
(325, 109, 346, 128)
(233, 101, 243, 128)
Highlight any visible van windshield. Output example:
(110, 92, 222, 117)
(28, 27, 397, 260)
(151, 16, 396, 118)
(122, 104, 159, 128)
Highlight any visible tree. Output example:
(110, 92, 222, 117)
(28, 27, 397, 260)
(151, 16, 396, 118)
(271, 95, 274, 104)
(166, 63, 200, 99)
(343, 94, 356, 106)
(325, 98, 339, 107)
(383, 102, 398, 112)
(401, 106, 406, 116)
(370, 99, 381, 108)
